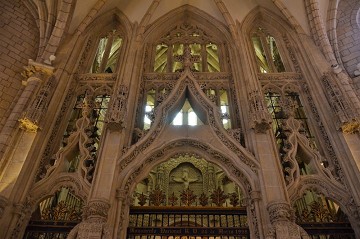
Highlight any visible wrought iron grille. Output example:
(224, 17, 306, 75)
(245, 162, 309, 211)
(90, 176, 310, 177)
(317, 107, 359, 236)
(23, 221, 76, 239)
(127, 206, 249, 239)
(300, 222, 355, 239)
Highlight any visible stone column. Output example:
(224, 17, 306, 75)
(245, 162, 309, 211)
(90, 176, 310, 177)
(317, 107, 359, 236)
(254, 127, 309, 238)
(68, 84, 129, 238)
(114, 189, 132, 239)
(0, 60, 54, 199)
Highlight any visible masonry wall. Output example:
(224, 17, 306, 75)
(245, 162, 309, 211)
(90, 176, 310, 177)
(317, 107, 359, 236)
(336, 0, 360, 77)
(0, 0, 39, 131)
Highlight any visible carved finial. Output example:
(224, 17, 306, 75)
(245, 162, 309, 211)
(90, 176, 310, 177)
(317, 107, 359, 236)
(81, 95, 91, 117)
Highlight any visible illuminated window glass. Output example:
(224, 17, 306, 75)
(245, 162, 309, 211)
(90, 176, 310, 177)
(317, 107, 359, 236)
(91, 33, 123, 73)
(220, 90, 231, 129)
(267, 36, 285, 72)
(144, 89, 155, 130)
(252, 35, 270, 73)
(206, 43, 220, 72)
(188, 110, 198, 126)
(154, 44, 168, 72)
(170, 99, 203, 126)
(172, 111, 183, 125)
(251, 29, 286, 73)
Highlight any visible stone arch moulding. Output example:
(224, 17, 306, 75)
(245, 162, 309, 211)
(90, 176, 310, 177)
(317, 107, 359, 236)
(289, 176, 360, 232)
(240, 6, 299, 37)
(30, 174, 89, 208)
(120, 69, 260, 176)
(81, 8, 134, 40)
(116, 139, 261, 239)
(114, 66, 262, 237)
(143, 4, 234, 46)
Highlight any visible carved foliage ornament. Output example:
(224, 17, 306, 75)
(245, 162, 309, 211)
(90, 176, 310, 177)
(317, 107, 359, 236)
(149, 186, 166, 206)
(267, 202, 294, 223)
(83, 200, 111, 221)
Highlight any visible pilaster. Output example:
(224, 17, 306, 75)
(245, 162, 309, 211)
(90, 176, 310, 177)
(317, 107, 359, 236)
(0, 59, 54, 199)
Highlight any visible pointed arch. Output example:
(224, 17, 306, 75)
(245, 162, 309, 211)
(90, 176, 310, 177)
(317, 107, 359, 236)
(121, 70, 258, 172)
(82, 8, 133, 39)
(289, 176, 359, 231)
(240, 6, 297, 36)
(116, 137, 260, 239)
(143, 5, 234, 45)
(115, 66, 261, 238)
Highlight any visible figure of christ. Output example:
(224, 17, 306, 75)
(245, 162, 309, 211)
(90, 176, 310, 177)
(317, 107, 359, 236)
(171, 167, 200, 189)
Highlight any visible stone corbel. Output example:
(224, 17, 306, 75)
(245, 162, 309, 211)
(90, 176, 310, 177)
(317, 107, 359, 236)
(21, 59, 54, 80)
(83, 199, 111, 221)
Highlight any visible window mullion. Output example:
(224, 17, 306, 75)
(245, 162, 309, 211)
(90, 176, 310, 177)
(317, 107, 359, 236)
(260, 34, 276, 73)
(201, 43, 207, 72)
(167, 44, 173, 73)
(99, 33, 114, 72)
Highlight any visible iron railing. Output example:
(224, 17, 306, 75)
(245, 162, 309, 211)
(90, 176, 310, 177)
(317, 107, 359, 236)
(127, 206, 249, 239)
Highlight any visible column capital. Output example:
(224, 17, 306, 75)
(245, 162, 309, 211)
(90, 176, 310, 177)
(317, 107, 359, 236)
(21, 59, 55, 80)
(267, 201, 294, 223)
(250, 190, 262, 201)
(83, 199, 111, 221)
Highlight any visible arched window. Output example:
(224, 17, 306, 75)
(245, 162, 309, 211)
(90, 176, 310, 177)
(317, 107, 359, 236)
(152, 26, 222, 73)
(251, 28, 286, 73)
(90, 31, 123, 73)
(133, 22, 241, 145)
(59, 93, 110, 176)
(265, 91, 317, 182)
(24, 187, 83, 238)
(293, 190, 355, 236)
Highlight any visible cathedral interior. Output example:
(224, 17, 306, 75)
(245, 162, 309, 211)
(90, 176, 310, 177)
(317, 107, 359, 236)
(0, 0, 360, 238)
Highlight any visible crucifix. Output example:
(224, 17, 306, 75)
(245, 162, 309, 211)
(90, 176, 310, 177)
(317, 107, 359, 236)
(171, 167, 199, 189)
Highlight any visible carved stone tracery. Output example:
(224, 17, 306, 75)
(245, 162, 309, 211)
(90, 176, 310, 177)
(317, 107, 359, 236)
(105, 84, 129, 129)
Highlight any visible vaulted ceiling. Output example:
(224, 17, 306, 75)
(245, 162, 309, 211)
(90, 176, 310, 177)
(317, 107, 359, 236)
(68, 0, 331, 35)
